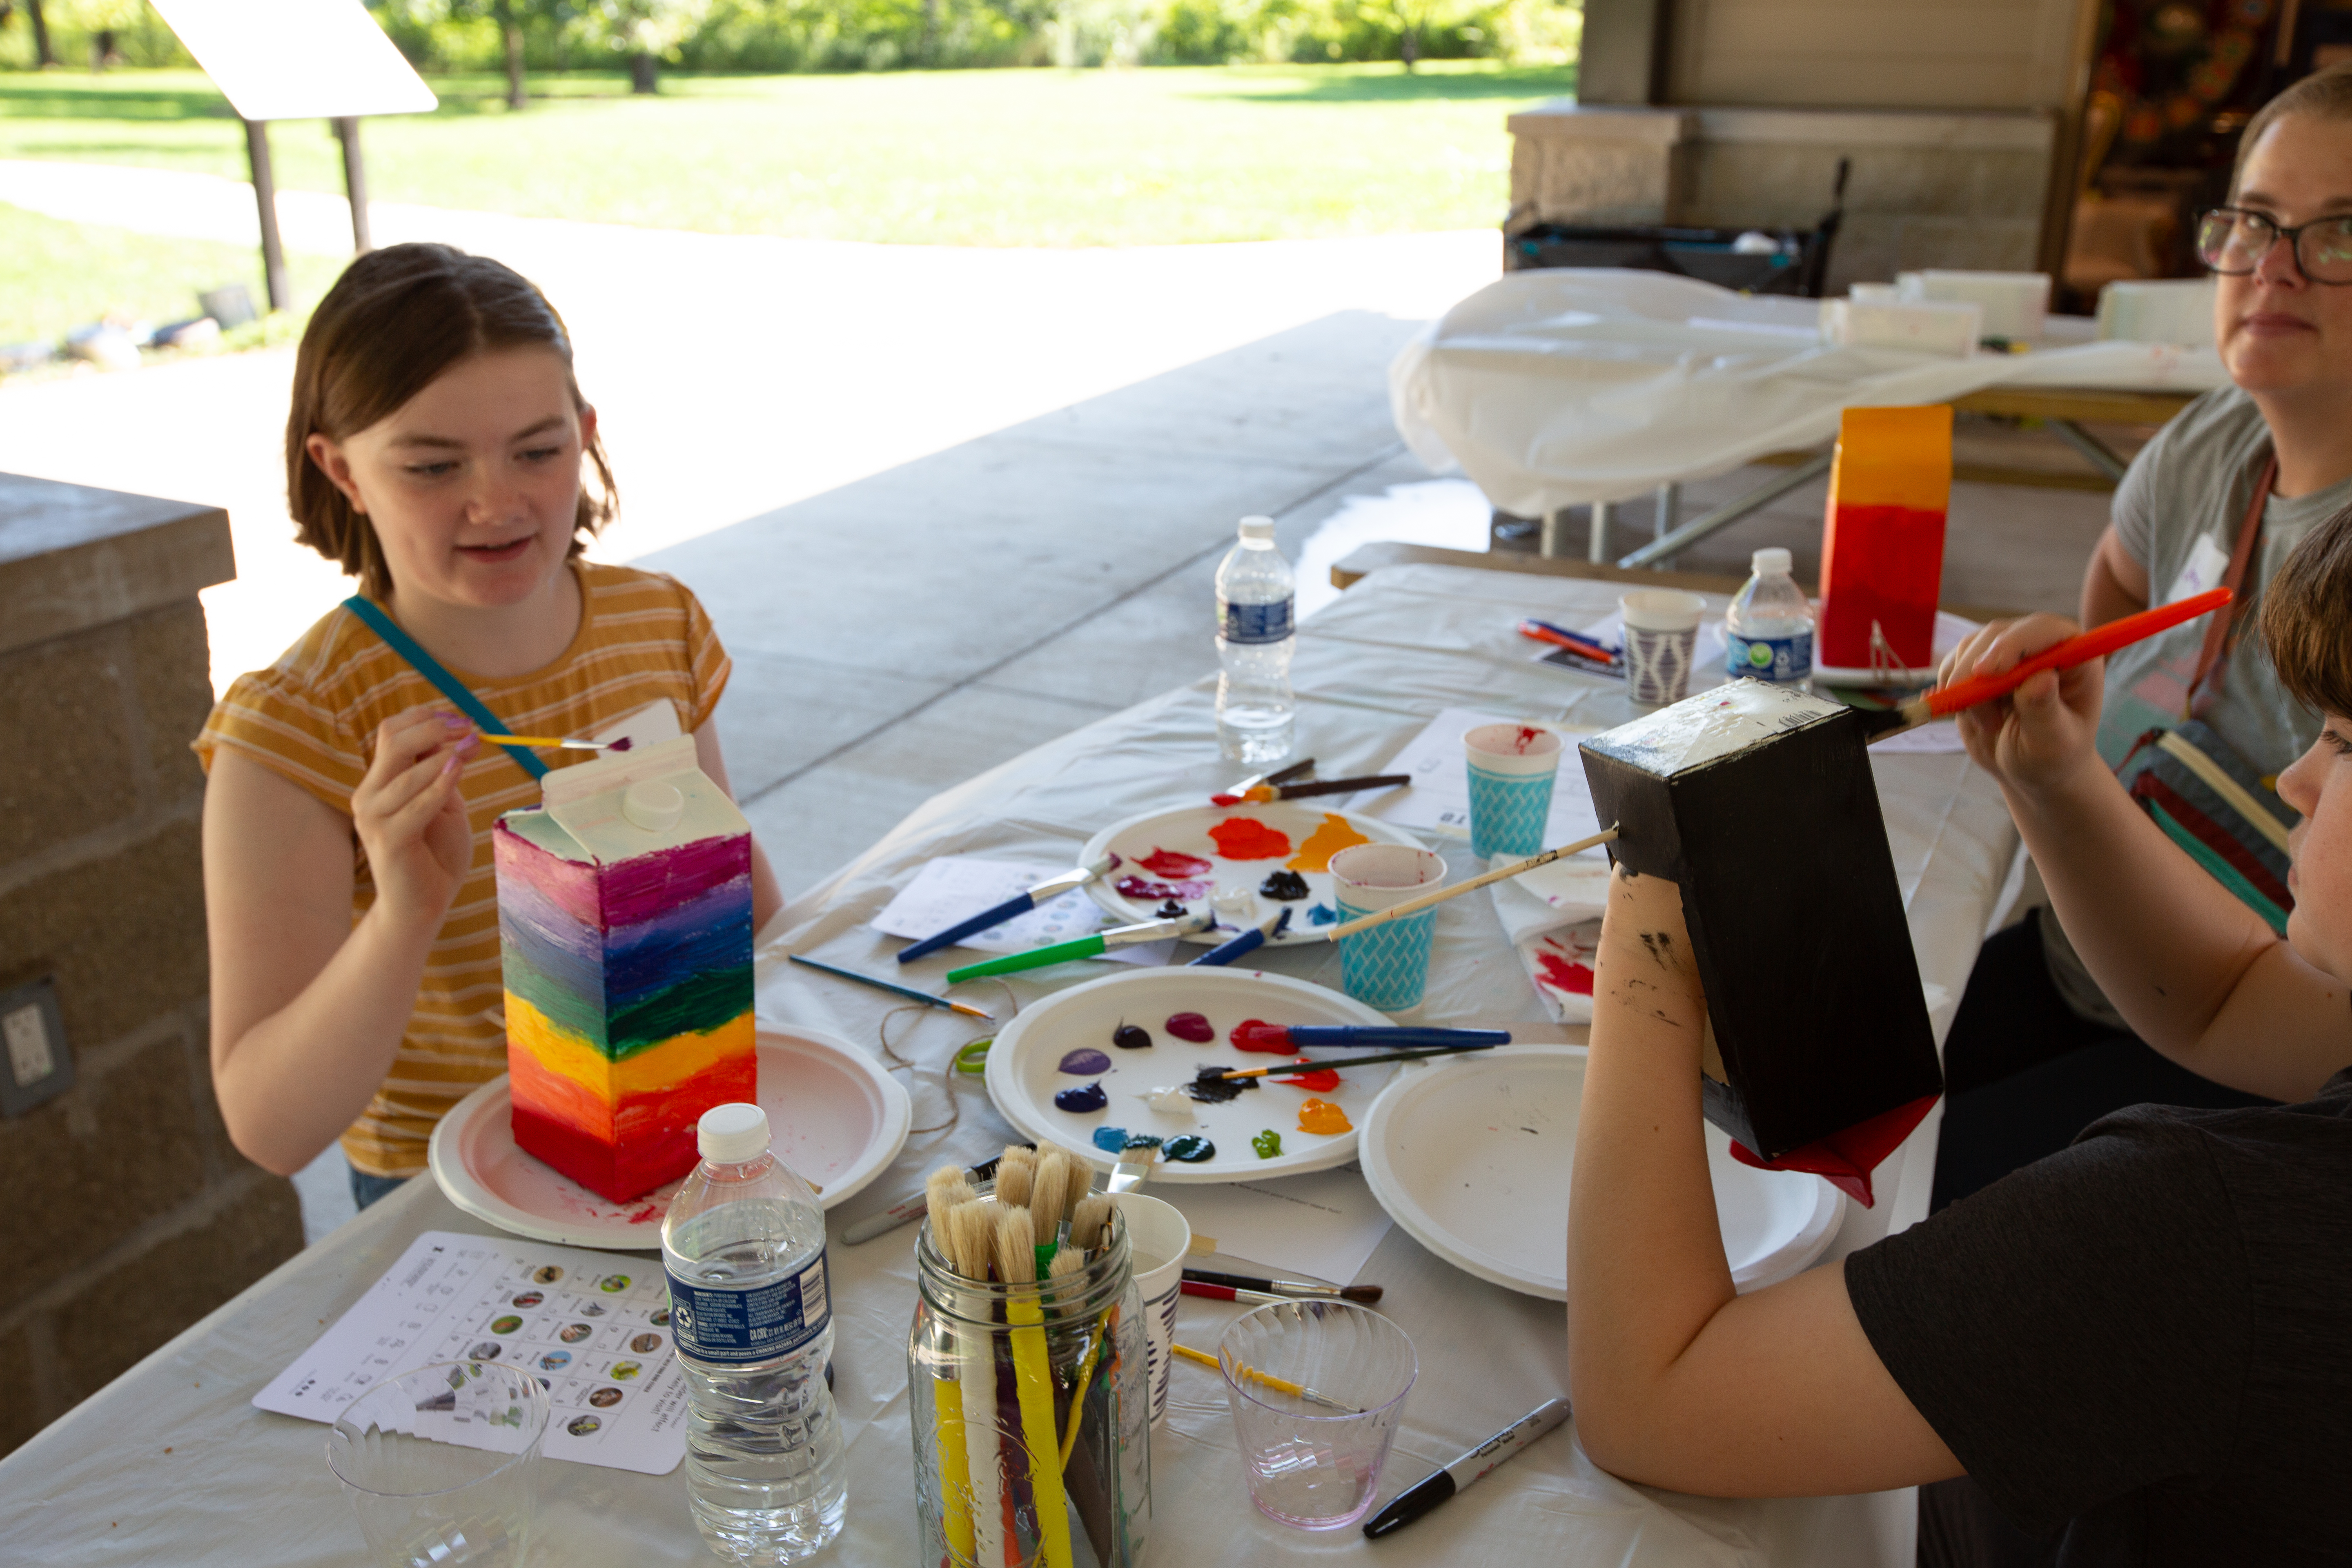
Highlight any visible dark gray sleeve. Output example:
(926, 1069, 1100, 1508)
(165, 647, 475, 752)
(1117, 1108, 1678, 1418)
(1845, 1113, 2248, 1537)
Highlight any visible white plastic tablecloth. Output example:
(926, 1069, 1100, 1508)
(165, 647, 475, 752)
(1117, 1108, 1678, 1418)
(0, 564, 2018, 1568)
(1390, 269, 2228, 518)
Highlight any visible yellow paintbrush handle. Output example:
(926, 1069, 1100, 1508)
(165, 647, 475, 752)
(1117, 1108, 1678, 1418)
(1007, 1301, 1074, 1568)
(933, 1374, 975, 1564)
(1170, 1340, 1306, 1399)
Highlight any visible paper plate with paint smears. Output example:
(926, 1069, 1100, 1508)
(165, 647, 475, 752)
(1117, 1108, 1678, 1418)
(984, 966, 1396, 1182)
(1078, 803, 1425, 944)
(1359, 1045, 1843, 1301)
(429, 1025, 911, 1248)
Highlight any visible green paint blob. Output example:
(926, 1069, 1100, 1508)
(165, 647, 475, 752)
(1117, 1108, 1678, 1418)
(1163, 1134, 1216, 1163)
(1250, 1129, 1282, 1159)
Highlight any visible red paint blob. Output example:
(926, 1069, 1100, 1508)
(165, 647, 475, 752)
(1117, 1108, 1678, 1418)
(1165, 1012, 1215, 1042)
(1115, 875, 1208, 902)
(1230, 1019, 1293, 1054)
(1208, 817, 1293, 860)
(1276, 1063, 1341, 1091)
(1138, 847, 1213, 877)
(1536, 952, 1595, 996)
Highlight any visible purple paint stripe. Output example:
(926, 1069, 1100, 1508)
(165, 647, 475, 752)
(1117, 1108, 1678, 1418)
(494, 820, 605, 929)
(494, 820, 751, 932)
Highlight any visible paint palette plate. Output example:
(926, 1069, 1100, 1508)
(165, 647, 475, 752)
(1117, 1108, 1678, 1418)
(1359, 1046, 1844, 1301)
(1078, 803, 1426, 944)
(983, 966, 1397, 1183)
(429, 1025, 912, 1248)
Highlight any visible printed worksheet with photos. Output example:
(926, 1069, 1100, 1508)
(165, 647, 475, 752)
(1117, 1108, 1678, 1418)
(254, 1230, 688, 1475)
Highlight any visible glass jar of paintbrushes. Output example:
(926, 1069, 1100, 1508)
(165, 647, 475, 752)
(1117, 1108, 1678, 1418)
(906, 1147, 1152, 1568)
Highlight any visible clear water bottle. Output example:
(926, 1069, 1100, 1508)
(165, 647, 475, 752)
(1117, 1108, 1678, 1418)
(1725, 546, 1815, 691)
(663, 1103, 846, 1564)
(1215, 514, 1296, 763)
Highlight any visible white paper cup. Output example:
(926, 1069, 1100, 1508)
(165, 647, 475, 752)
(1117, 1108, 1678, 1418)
(1118, 1193, 1191, 1427)
(1461, 722, 1564, 778)
(1620, 589, 1708, 709)
(1326, 844, 1446, 908)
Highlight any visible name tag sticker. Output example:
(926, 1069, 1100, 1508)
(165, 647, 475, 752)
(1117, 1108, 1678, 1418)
(2166, 534, 2232, 607)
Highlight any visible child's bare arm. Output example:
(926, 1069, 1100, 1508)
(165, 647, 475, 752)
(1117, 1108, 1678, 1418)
(204, 708, 474, 1175)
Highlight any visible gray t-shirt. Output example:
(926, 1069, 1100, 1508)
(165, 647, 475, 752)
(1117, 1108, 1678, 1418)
(1848, 1071, 2352, 1564)
(2100, 384, 2333, 776)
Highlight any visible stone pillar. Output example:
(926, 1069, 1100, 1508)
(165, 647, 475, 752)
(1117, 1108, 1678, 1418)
(0, 473, 301, 1460)
(1507, 102, 1698, 229)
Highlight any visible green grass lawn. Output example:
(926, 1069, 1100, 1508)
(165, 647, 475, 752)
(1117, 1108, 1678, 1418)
(0, 62, 1573, 245)
(0, 200, 341, 352)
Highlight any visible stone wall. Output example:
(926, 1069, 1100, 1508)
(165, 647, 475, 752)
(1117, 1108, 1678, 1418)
(0, 474, 301, 1460)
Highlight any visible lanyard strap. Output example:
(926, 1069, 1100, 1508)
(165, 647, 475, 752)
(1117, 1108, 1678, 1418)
(2187, 453, 2274, 708)
(340, 595, 548, 781)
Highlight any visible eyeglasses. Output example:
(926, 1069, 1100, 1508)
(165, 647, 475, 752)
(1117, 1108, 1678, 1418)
(2196, 206, 2352, 285)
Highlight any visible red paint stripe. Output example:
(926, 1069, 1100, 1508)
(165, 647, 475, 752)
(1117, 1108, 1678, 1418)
(2132, 776, 2294, 908)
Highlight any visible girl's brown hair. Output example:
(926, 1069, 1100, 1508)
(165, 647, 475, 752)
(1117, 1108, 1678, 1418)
(2262, 506, 2352, 721)
(285, 243, 616, 599)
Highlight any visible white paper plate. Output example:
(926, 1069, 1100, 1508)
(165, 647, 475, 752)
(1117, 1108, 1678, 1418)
(429, 1024, 912, 1248)
(1078, 803, 1426, 944)
(984, 967, 1397, 1183)
(1359, 1045, 1843, 1301)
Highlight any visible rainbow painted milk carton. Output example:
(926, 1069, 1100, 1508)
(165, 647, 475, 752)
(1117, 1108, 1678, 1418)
(493, 736, 755, 1202)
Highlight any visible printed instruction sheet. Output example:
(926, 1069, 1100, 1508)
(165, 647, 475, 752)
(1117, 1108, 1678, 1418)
(255, 1230, 688, 1475)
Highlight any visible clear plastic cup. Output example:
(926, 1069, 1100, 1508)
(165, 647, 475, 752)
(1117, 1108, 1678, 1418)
(325, 1360, 549, 1568)
(1218, 1300, 1417, 1530)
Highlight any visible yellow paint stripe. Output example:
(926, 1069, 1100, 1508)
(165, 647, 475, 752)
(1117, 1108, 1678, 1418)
(505, 993, 754, 1099)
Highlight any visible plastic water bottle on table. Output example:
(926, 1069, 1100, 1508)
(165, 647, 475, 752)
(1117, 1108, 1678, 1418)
(1725, 546, 1816, 692)
(663, 1103, 846, 1564)
(1215, 513, 1296, 763)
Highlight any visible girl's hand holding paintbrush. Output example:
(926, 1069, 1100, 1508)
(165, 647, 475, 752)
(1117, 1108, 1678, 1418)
(1935, 612, 2108, 797)
(354, 707, 481, 931)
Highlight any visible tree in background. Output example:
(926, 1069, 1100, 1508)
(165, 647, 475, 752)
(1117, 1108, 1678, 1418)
(15, 0, 59, 65)
(59, 0, 142, 67)
(588, 0, 713, 90)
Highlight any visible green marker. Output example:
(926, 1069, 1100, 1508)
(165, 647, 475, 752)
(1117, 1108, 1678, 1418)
(946, 909, 1214, 983)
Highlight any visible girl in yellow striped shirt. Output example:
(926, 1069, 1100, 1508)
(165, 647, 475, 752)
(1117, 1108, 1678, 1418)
(196, 245, 780, 1207)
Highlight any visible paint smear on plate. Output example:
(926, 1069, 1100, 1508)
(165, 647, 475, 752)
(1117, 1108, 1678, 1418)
(1275, 1064, 1339, 1091)
(1284, 813, 1370, 873)
(1306, 903, 1338, 926)
(1059, 1048, 1113, 1074)
(1054, 1082, 1109, 1113)
(1163, 1134, 1216, 1163)
(1229, 1018, 1293, 1054)
(1251, 1129, 1282, 1158)
(1116, 875, 1208, 902)
(1296, 1098, 1352, 1135)
(1165, 1012, 1214, 1042)
(1208, 817, 1292, 860)
(1138, 848, 1213, 877)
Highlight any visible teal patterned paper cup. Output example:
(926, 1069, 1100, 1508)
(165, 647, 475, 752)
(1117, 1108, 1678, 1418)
(1463, 722, 1562, 861)
(1330, 844, 1447, 1013)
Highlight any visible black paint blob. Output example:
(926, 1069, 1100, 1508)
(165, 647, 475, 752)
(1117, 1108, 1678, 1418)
(1053, 1082, 1109, 1114)
(1184, 1063, 1259, 1103)
(1154, 900, 1188, 919)
(1111, 1022, 1153, 1051)
(1257, 869, 1310, 901)
(1163, 1134, 1216, 1163)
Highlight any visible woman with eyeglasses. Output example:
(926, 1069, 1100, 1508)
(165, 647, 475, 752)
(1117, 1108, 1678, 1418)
(1931, 64, 2352, 1216)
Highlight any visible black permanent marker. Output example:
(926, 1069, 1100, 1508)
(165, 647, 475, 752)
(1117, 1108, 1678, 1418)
(1361, 1396, 1571, 1540)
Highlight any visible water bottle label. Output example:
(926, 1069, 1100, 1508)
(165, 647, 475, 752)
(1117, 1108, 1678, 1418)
(1727, 631, 1813, 685)
(665, 1250, 830, 1364)
(1220, 597, 1294, 645)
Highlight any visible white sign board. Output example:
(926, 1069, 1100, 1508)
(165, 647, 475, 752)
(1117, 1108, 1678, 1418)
(150, 0, 437, 122)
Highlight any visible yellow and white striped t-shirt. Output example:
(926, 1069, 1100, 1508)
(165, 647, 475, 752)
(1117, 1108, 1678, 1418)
(194, 561, 733, 1177)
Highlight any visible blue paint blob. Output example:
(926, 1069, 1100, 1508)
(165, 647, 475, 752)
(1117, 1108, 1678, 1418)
(1054, 1082, 1109, 1114)
(1091, 1125, 1131, 1153)
(1163, 1134, 1216, 1163)
(1059, 1048, 1113, 1074)
(1306, 902, 1339, 926)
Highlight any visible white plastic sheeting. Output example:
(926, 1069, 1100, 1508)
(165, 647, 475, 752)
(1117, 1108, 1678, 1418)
(1390, 270, 2230, 519)
(0, 565, 2018, 1568)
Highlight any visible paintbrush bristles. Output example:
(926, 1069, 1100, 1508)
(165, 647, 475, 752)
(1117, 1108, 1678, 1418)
(993, 1205, 1038, 1286)
(943, 1199, 997, 1281)
(996, 1153, 1034, 1210)
(1029, 1149, 1074, 1234)
(1068, 1193, 1112, 1252)
(923, 1164, 964, 1238)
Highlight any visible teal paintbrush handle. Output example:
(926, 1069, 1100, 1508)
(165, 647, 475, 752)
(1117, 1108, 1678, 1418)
(946, 933, 1108, 983)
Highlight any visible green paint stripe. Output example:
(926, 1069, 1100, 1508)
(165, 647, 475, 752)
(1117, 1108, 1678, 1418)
(501, 961, 753, 1058)
(2149, 803, 2290, 935)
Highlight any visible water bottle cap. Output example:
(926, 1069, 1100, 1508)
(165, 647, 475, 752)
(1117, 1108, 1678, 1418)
(1237, 515, 1275, 541)
(1751, 547, 1793, 577)
(698, 1102, 771, 1164)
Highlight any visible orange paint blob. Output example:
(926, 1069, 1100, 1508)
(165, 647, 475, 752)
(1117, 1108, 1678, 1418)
(1285, 813, 1371, 873)
(1296, 1098, 1352, 1135)
(1208, 817, 1292, 860)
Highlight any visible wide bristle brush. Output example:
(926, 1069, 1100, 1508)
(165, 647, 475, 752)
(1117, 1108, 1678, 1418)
(1068, 1194, 1112, 1253)
(1030, 1150, 1074, 1236)
(996, 1147, 1036, 1210)
(923, 1165, 967, 1237)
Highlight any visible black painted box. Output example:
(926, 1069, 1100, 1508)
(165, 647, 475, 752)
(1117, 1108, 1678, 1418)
(1578, 680, 1943, 1162)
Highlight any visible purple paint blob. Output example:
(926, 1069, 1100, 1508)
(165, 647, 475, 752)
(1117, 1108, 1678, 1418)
(1058, 1048, 1113, 1075)
(1116, 875, 1209, 902)
(1054, 1082, 1109, 1114)
(608, 737, 633, 752)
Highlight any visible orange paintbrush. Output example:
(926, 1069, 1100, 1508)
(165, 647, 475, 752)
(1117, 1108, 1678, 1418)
(1896, 588, 2232, 726)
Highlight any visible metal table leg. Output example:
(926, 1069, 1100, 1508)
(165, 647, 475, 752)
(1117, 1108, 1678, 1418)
(1616, 453, 1832, 571)
(2048, 419, 2129, 484)
(1587, 500, 1613, 564)
(1653, 483, 1680, 566)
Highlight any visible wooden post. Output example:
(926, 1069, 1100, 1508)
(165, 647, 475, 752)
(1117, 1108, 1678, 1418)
(333, 116, 372, 253)
(242, 118, 290, 313)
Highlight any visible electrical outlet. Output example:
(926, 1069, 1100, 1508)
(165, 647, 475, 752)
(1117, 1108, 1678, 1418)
(0, 977, 72, 1118)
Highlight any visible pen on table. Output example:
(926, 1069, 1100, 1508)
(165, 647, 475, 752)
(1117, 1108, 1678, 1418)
(1516, 618, 1618, 663)
(1361, 1396, 1572, 1539)
(1182, 1268, 1382, 1304)
(842, 1145, 1036, 1245)
(893, 852, 1121, 966)
(786, 953, 995, 1021)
